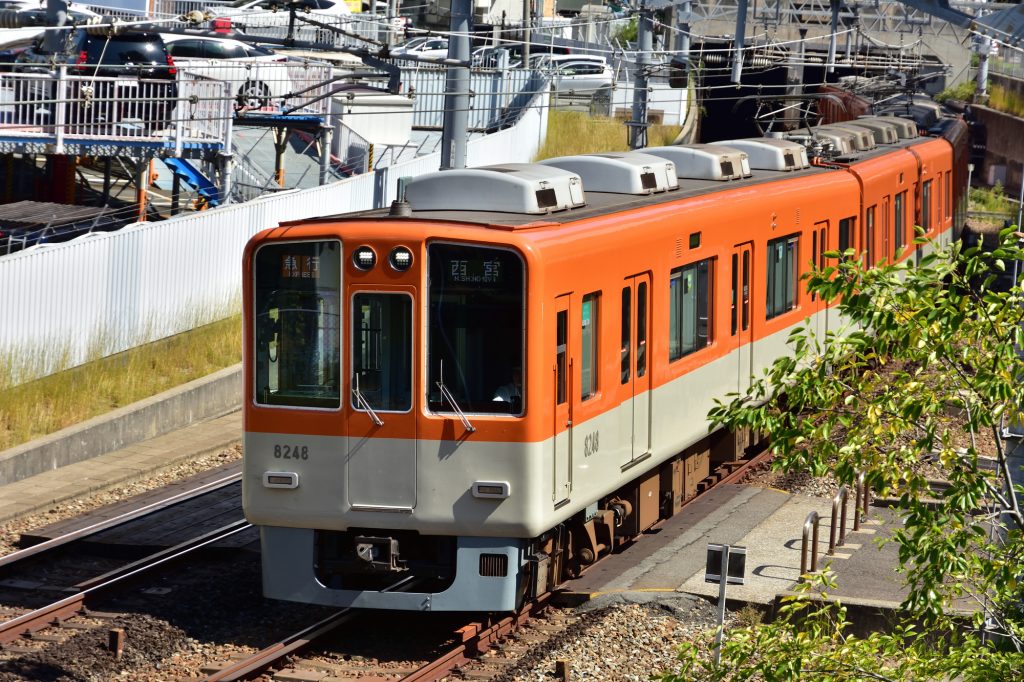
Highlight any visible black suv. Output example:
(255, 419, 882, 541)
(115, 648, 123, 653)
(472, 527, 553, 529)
(14, 29, 178, 133)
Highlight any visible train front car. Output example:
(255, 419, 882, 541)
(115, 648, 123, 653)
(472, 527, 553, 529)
(241, 192, 563, 612)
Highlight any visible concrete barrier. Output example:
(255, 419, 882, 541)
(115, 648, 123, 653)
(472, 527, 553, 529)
(0, 364, 242, 486)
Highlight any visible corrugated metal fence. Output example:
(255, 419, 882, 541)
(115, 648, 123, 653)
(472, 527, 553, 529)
(0, 94, 549, 383)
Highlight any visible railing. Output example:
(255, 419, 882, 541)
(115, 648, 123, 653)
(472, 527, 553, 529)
(799, 473, 871, 578)
(0, 70, 232, 152)
(401, 66, 539, 131)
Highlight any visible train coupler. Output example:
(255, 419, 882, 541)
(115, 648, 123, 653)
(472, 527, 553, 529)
(354, 536, 407, 573)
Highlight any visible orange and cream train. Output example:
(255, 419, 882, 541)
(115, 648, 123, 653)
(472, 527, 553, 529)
(242, 114, 969, 611)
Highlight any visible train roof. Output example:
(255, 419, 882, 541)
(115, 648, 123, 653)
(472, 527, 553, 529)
(303, 125, 943, 231)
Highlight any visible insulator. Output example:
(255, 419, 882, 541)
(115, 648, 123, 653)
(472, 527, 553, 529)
(0, 9, 25, 29)
(86, 16, 125, 37)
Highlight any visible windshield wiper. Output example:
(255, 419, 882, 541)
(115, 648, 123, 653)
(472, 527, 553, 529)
(436, 361, 475, 432)
(352, 373, 383, 426)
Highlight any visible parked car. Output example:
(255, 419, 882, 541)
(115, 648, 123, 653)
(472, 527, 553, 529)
(534, 54, 614, 95)
(163, 34, 290, 110)
(0, 0, 98, 48)
(390, 36, 449, 60)
(208, 0, 351, 32)
(14, 29, 177, 132)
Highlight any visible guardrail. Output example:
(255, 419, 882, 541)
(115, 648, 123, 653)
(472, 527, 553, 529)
(800, 473, 871, 578)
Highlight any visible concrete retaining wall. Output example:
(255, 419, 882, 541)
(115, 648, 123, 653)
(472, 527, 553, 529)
(975, 77, 1024, 191)
(0, 364, 242, 485)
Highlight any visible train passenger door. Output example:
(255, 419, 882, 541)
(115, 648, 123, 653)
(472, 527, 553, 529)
(346, 288, 417, 511)
(622, 274, 652, 463)
(731, 243, 753, 395)
(552, 294, 572, 506)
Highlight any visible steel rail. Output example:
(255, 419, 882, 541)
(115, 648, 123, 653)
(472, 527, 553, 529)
(0, 519, 251, 645)
(403, 594, 550, 682)
(204, 575, 422, 682)
(0, 469, 242, 571)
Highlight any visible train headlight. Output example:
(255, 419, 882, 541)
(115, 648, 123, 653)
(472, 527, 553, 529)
(389, 246, 413, 272)
(353, 246, 377, 271)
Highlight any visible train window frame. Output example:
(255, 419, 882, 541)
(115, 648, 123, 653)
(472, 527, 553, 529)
(766, 234, 799, 320)
(839, 217, 855, 254)
(866, 206, 876, 266)
(620, 287, 631, 385)
(945, 171, 952, 220)
(350, 291, 414, 414)
(581, 291, 600, 401)
(425, 241, 526, 417)
(669, 258, 713, 362)
(922, 180, 932, 234)
(894, 191, 906, 255)
(252, 239, 342, 411)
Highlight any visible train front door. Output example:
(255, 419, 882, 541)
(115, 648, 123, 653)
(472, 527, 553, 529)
(731, 243, 754, 395)
(622, 274, 652, 463)
(346, 288, 417, 511)
(552, 294, 572, 506)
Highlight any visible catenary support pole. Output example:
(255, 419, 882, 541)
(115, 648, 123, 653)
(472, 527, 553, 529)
(827, 0, 839, 73)
(730, 0, 748, 84)
(43, 0, 68, 54)
(629, 7, 653, 150)
(441, 0, 472, 169)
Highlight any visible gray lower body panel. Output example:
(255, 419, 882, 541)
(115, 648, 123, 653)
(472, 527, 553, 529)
(259, 525, 525, 611)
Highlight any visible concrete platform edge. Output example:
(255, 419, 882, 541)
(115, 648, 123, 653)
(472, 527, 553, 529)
(0, 364, 242, 486)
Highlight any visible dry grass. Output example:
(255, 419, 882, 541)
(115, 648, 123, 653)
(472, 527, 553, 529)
(535, 110, 683, 160)
(0, 315, 242, 451)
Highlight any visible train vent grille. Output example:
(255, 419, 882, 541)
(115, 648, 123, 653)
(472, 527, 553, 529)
(720, 160, 734, 177)
(479, 554, 509, 577)
(675, 239, 684, 258)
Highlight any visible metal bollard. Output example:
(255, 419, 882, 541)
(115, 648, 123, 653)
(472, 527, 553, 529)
(801, 510, 821, 577)
(829, 485, 849, 554)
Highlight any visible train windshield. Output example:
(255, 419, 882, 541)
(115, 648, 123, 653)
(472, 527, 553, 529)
(427, 243, 525, 415)
(253, 241, 342, 409)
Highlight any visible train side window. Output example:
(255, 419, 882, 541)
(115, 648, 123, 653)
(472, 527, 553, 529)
(669, 258, 713, 361)
(894, 191, 906, 255)
(922, 180, 932, 234)
(556, 310, 567, 405)
(766, 234, 799, 320)
(620, 287, 631, 385)
(581, 292, 600, 401)
(253, 240, 341, 409)
(839, 217, 854, 254)
(866, 206, 876, 266)
(945, 171, 952, 219)
(636, 281, 647, 378)
(730, 254, 738, 336)
(352, 293, 412, 412)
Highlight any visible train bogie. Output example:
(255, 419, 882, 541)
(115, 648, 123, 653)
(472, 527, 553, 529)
(243, 117, 969, 611)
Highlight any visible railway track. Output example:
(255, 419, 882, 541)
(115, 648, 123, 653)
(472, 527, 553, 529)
(197, 445, 774, 681)
(0, 471, 246, 646)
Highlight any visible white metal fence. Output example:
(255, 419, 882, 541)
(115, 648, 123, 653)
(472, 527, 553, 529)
(0, 91, 550, 383)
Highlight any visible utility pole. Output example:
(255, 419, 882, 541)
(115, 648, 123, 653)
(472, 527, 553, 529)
(43, 0, 69, 53)
(386, 0, 399, 47)
(629, 7, 653, 150)
(976, 36, 991, 101)
(676, 0, 691, 68)
(730, 0, 748, 84)
(441, 0, 472, 169)
(523, 0, 532, 67)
